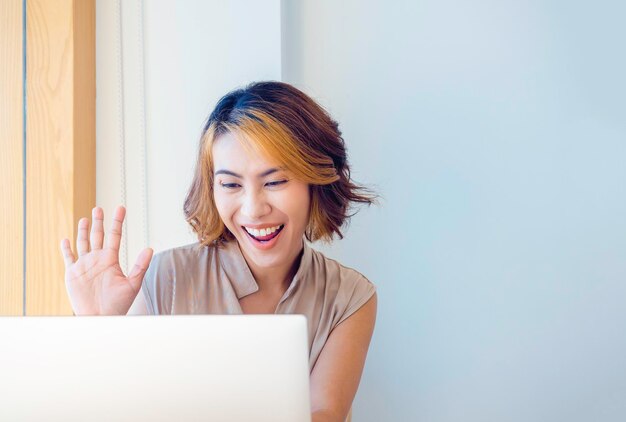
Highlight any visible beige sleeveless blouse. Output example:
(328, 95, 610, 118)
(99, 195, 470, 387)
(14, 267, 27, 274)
(140, 238, 376, 371)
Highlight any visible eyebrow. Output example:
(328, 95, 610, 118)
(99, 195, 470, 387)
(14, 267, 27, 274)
(214, 167, 285, 178)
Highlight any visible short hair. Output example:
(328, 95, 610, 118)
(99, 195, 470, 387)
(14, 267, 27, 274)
(183, 81, 377, 246)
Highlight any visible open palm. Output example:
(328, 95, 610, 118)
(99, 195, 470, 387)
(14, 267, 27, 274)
(60, 206, 153, 315)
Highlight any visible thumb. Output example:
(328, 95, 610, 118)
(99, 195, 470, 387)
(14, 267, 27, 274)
(127, 247, 154, 292)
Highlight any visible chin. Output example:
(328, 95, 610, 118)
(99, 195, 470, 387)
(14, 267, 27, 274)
(247, 247, 288, 266)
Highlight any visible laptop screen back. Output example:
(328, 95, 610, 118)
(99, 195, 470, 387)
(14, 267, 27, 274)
(0, 314, 311, 422)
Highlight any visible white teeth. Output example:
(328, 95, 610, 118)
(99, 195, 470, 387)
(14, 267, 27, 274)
(244, 225, 282, 237)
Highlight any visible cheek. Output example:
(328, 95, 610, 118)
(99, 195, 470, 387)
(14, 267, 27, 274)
(213, 191, 234, 222)
(281, 188, 311, 225)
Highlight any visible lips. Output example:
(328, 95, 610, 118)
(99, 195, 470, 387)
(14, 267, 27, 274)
(243, 224, 285, 242)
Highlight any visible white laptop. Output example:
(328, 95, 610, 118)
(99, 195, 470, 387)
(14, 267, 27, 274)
(0, 314, 311, 422)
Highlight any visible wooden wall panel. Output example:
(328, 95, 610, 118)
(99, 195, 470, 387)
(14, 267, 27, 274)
(25, 0, 95, 315)
(0, 0, 24, 316)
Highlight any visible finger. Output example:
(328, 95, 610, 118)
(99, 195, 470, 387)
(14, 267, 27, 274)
(60, 238, 76, 268)
(127, 248, 154, 292)
(89, 207, 104, 250)
(76, 218, 90, 257)
(105, 205, 126, 251)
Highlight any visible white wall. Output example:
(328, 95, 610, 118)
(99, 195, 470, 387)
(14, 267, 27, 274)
(283, 0, 626, 421)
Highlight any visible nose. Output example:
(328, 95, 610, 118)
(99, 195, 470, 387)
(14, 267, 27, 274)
(240, 188, 271, 221)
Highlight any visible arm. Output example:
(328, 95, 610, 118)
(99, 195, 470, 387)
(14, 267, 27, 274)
(310, 293, 377, 422)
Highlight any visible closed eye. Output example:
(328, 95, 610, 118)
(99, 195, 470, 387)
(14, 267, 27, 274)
(266, 180, 288, 187)
(220, 182, 241, 189)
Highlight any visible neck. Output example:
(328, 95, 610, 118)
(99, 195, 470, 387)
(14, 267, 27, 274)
(245, 240, 305, 295)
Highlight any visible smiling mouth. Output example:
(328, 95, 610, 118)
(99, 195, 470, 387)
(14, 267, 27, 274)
(242, 224, 285, 243)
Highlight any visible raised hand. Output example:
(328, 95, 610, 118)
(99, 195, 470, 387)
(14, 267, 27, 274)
(60, 206, 153, 315)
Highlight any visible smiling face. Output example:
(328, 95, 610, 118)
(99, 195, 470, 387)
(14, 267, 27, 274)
(212, 131, 311, 272)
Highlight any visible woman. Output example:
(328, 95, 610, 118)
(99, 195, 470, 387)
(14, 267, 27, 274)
(61, 81, 378, 422)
